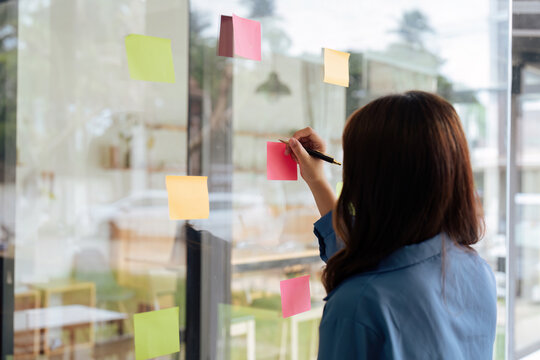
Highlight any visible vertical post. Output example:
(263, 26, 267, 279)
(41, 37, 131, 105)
(186, 5, 233, 359)
(291, 318, 299, 360)
(505, 0, 517, 353)
(185, 225, 202, 360)
(0, 1, 17, 359)
(247, 319, 256, 360)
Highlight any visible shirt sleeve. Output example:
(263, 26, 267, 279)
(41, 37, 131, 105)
(318, 317, 384, 360)
(314, 210, 343, 263)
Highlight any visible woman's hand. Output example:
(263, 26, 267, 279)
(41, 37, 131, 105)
(285, 127, 327, 186)
(285, 127, 336, 216)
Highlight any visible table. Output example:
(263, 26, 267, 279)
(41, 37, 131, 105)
(14, 305, 127, 332)
(29, 280, 96, 308)
(14, 289, 41, 358)
(14, 305, 126, 360)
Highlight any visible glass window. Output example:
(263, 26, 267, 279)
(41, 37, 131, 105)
(0, 0, 513, 359)
(14, 1, 189, 359)
(192, 0, 508, 358)
(515, 70, 540, 355)
(512, 1, 540, 357)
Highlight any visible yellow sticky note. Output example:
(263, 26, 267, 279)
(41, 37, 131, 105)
(134, 307, 180, 360)
(166, 176, 209, 220)
(336, 181, 343, 197)
(125, 34, 176, 83)
(323, 48, 350, 87)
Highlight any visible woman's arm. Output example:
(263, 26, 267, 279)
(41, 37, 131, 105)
(314, 210, 343, 262)
(285, 127, 336, 216)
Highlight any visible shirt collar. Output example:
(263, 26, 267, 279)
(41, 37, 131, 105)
(324, 233, 446, 301)
(374, 233, 444, 273)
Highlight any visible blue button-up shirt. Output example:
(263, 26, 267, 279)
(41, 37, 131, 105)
(314, 211, 497, 360)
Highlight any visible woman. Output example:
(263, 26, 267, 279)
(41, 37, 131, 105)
(285, 91, 497, 359)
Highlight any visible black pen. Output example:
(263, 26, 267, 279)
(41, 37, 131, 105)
(279, 139, 341, 166)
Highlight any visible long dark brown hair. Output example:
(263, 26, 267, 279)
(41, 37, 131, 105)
(323, 91, 484, 293)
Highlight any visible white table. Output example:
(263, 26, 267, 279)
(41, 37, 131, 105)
(14, 305, 127, 359)
(14, 305, 126, 332)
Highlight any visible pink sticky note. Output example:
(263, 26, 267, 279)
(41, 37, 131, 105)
(218, 15, 233, 57)
(267, 142, 297, 181)
(232, 14, 261, 61)
(280, 275, 311, 318)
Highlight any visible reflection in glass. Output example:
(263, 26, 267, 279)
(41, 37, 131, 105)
(15, 1, 188, 359)
(7, 0, 510, 358)
(193, 0, 508, 358)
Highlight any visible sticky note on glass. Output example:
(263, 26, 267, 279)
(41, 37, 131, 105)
(280, 275, 311, 318)
(336, 181, 343, 196)
(125, 34, 176, 83)
(166, 176, 209, 219)
(267, 142, 297, 180)
(218, 14, 261, 61)
(134, 307, 180, 360)
(323, 48, 350, 87)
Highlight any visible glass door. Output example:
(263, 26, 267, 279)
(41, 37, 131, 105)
(13, 1, 189, 359)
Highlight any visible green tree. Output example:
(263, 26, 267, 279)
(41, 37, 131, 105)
(393, 10, 434, 48)
(242, 0, 275, 18)
(0, 6, 17, 181)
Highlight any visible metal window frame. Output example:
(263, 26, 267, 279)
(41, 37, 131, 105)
(506, 0, 516, 358)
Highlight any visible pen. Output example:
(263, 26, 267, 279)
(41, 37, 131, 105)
(279, 139, 342, 166)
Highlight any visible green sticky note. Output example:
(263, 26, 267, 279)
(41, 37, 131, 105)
(336, 181, 343, 197)
(134, 307, 180, 360)
(125, 34, 176, 83)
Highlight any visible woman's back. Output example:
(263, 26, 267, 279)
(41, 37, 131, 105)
(286, 91, 498, 358)
(317, 233, 497, 360)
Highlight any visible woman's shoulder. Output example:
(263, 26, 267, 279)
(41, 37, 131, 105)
(323, 235, 496, 321)
(323, 273, 387, 322)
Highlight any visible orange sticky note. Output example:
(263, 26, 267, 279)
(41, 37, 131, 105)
(323, 48, 350, 87)
(267, 142, 298, 181)
(166, 176, 209, 220)
(280, 275, 311, 318)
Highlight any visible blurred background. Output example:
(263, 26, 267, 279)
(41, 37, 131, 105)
(0, 0, 538, 359)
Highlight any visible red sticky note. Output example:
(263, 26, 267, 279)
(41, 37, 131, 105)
(267, 142, 297, 181)
(280, 275, 311, 318)
(218, 15, 233, 57)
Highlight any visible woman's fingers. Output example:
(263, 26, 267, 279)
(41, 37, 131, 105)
(292, 127, 316, 139)
(293, 127, 326, 152)
(288, 138, 310, 165)
(288, 137, 326, 185)
(285, 127, 326, 155)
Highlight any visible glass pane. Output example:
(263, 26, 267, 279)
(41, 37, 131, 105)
(515, 66, 540, 353)
(513, 0, 540, 355)
(15, 1, 188, 359)
(8, 0, 510, 358)
(191, 0, 508, 358)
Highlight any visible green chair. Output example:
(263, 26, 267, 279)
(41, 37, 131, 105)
(72, 248, 135, 331)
